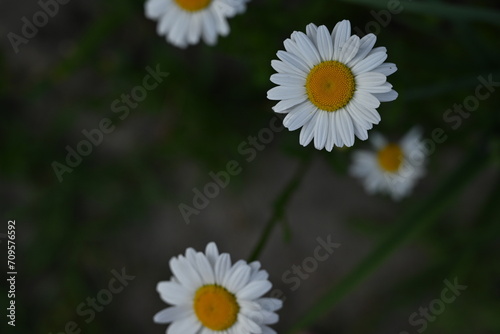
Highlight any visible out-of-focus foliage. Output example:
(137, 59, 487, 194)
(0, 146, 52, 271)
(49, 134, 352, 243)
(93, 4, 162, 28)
(1, 0, 499, 333)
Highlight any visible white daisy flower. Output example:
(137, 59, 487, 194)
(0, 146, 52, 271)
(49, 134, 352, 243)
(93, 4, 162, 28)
(154, 242, 282, 334)
(267, 20, 398, 150)
(349, 127, 426, 200)
(145, 0, 248, 48)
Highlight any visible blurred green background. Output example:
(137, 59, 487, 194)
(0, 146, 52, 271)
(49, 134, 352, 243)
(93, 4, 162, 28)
(1, 0, 500, 333)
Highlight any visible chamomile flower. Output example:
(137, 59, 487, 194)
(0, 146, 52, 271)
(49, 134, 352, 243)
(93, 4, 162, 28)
(145, 0, 248, 48)
(267, 20, 398, 150)
(153, 242, 282, 334)
(349, 127, 426, 200)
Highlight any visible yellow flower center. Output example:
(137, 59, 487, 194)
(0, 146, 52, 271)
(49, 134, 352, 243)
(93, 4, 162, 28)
(305, 61, 356, 112)
(377, 143, 403, 172)
(193, 285, 239, 331)
(174, 0, 212, 11)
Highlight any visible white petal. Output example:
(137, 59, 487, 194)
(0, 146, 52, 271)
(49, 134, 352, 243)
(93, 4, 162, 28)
(270, 73, 305, 87)
(239, 299, 261, 313)
(157, 281, 192, 305)
(187, 13, 202, 45)
(185, 248, 197, 264)
(332, 20, 351, 60)
(213, 0, 238, 17)
(145, 0, 170, 19)
(305, 23, 318, 40)
(228, 320, 248, 334)
(345, 102, 371, 129)
(294, 31, 322, 66)
(316, 25, 334, 61)
(353, 90, 381, 109)
(211, 6, 230, 36)
(267, 86, 306, 100)
(204, 242, 219, 266)
(153, 305, 193, 324)
(400, 126, 423, 151)
(248, 263, 269, 281)
(272, 96, 307, 113)
(238, 314, 262, 333)
(199, 328, 213, 334)
(170, 256, 203, 291)
(271, 59, 306, 76)
(259, 310, 279, 325)
(283, 37, 303, 59)
(338, 35, 360, 64)
(214, 253, 231, 284)
(261, 326, 277, 334)
(167, 315, 201, 334)
(257, 298, 283, 312)
(358, 84, 392, 94)
(349, 99, 381, 124)
(352, 52, 388, 75)
(224, 264, 251, 293)
(313, 111, 329, 150)
(374, 62, 397, 76)
(345, 103, 370, 140)
(352, 120, 368, 141)
(237, 280, 272, 300)
(158, 7, 179, 36)
(283, 102, 317, 131)
(337, 109, 355, 147)
(168, 11, 190, 47)
(356, 72, 387, 86)
(325, 112, 336, 151)
(368, 46, 387, 55)
(370, 132, 387, 149)
(373, 89, 398, 102)
(201, 10, 218, 45)
(277, 50, 310, 74)
(348, 33, 377, 67)
(248, 261, 261, 273)
(195, 253, 215, 284)
(299, 112, 319, 146)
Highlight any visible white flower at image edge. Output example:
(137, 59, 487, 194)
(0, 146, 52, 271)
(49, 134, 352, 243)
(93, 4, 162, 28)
(145, 0, 248, 48)
(349, 127, 426, 201)
(267, 20, 398, 150)
(154, 242, 282, 334)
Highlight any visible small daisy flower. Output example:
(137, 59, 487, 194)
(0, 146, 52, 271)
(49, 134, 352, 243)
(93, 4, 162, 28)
(349, 127, 426, 200)
(267, 20, 398, 150)
(145, 0, 248, 48)
(154, 242, 282, 334)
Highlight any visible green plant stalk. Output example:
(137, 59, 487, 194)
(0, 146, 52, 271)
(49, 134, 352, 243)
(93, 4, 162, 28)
(248, 156, 312, 262)
(288, 146, 490, 333)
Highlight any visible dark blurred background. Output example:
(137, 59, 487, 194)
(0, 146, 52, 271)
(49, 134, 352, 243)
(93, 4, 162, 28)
(1, 0, 500, 333)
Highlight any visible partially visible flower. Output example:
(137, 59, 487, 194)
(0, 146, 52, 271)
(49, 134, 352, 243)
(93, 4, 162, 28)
(153, 242, 282, 334)
(349, 127, 426, 200)
(145, 0, 248, 48)
(267, 20, 398, 150)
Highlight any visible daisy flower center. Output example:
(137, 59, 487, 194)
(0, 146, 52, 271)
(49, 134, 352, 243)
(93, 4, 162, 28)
(193, 284, 240, 331)
(305, 61, 356, 112)
(174, 0, 212, 11)
(377, 143, 403, 172)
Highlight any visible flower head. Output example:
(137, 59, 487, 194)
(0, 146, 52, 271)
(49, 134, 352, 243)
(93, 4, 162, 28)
(267, 20, 398, 150)
(349, 127, 426, 200)
(145, 0, 248, 48)
(154, 242, 282, 334)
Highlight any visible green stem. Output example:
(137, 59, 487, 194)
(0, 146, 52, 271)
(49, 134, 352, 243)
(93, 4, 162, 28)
(288, 145, 490, 333)
(248, 155, 312, 262)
